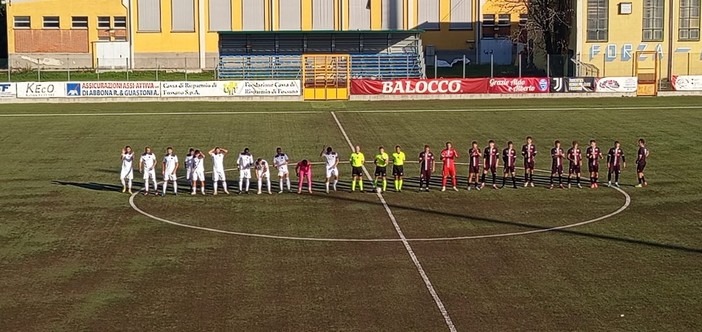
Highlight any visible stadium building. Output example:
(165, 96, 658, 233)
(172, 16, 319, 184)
(573, 0, 701, 80)
(5, 0, 526, 73)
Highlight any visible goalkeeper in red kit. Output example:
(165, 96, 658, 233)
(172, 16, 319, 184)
(440, 141, 459, 191)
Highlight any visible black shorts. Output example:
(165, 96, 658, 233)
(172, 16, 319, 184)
(588, 163, 599, 173)
(484, 164, 497, 173)
(352, 166, 363, 176)
(569, 165, 581, 174)
(609, 165, 621, 174)
(374, 166, 387, 177)
(504, 166, 515, 174)
(524, 160, 535, 170)
(637, 162, 646, 172)
(393, 165, 404, 176)
(551, 164, 563, 174)
(420, 169, 432, 179)
(469, 165, 480, 174)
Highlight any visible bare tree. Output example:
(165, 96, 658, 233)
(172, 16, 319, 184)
(501, 0, 574, 76)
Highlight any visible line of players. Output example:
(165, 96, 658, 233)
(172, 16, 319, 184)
(118, 138, 650, 195)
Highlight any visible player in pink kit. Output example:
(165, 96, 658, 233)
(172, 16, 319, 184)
(296, 159, 313, 194)
(440, 141, 459, 191)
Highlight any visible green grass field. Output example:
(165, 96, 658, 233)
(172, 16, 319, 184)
(1, 98, 701, 331)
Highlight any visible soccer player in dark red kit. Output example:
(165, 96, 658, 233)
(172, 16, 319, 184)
(521, 136, 537, 187)
(467, 141, 482, 190)
(607, 140, 626, 187)
(567, 140, 583, 188)
(501, 141, 518, 189)
(635, 138, 649, 188)
(481, 140, 500, 189)
(418, 144, 435, 191)
(549, 140, 565, 189)
(586, 139, 603, 188)
(440, 141, 459, 191)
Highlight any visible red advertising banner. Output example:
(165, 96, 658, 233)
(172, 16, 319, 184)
(487, 77, 550, 93)
(351, 78, 488, 95)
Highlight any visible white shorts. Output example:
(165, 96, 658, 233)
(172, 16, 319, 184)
(163, 172, 177, 181)
(143, 169, 156, 180)
(240, 169, 252, 179)
(185, 168, 192, 180)
(278, 165, 289, 177)
(120, 168, 133, 180)
(257, 170, 270, 178)
(193, 169, 205, 182)
(326, 167, 339, 178)
(213, 169, 226, 182)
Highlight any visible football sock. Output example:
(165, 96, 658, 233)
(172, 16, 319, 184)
(222, 182, 228, 191)
(214, 182, 218, 193)
(607, 172, 612, 182)
(399, 179, 403, 189)
(359, 180, 363, 191)
(529, 173, 534, 182)
(511, 176, 516, 187)
(173, 182, 177, 193)
(162, 182, 167, 194)
(524, 173, 529, 182)
(245, 179, 250, 191)
(491, 173, 496, 184)
(258, 178, 262, 191)
(615, 173, 619, 183)
(201, 184, 205, 194)
(120, 178, 126, 187)
(452, 177, 457, 187)
(395, 179, 399, 190)
(577, 177, 581, 184)
(567, 177, 571, 184)
(239, 179, 243, 191)
(383, 179, 387, 191)
(442, 177, 447, 187)
(267, 179, 271, 192)
(480, 173, 486, 183)
(325, 182, 329, 192)
(642, 176, 646, 183)
(550, 176, 554, 185)
(287, 178, 291, 190)
(501, 176, 506, 186)
(333, 179, 337, 190)
(152, 179, 158, 192)
(558, 175, 562, 184)
(145, 181, 149, 192)
(128, 179, 132, 190)
(373, 179, 378, 187)
(352, 180, 356, 191)
(279, 179, 284, 190)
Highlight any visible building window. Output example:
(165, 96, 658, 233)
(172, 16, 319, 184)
(586, 0, 608, 41)
(72, 16, 88, 29)
(14, 16, 31, 29)
(498, 14, 511, 26)
(98, 16, 111, 29)
(449, 0, 472, 30)
(43, 16, 60, 29)
(519, 14, 528, 26)
(642, 0, 664, 41)
(417, 0, 440, 30)
(483, 14, 495, 26)
(680, 0, 701, 41)
(114, 16, 127, 29)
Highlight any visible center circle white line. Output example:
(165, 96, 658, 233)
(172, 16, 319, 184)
(129, 170, 631, 242)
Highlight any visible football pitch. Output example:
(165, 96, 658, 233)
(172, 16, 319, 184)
(1, 98, 701, 331)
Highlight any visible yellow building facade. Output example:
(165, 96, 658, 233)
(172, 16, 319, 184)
(574, 0, 702, 79)
(6, 0, 526, 69)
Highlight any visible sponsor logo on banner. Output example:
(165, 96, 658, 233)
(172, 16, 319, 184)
(595, 77, 637, 93)
(487, 78, 550, 93)
(350, 78, 489, 95)
(66, 82, 160, 97)
(16, 82, 66, 98)
(550, 77, 596, 93)
(671, 75, 702, 91)
(0, 83, 16, 97)
(161, 80, 301, 97)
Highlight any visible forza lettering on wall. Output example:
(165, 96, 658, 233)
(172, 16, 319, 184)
(350, 78, 489, 95)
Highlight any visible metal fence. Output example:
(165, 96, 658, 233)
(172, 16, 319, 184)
(1, 53, 701, 82)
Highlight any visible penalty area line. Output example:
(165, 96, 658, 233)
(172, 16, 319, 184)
(330, 111, 457, 332)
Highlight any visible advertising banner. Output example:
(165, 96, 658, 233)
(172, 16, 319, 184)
(16, 82, 66, 98)
(550, 77, 596, 93)
(595, 77, 638, 93)
(65, 82, 161, 97)
(671, 75, 702, 91)
(0, 83, 16, 98)
(487, 77, 550, 93)
(350, 78, 488, 95)
(161, 80, 301, 97)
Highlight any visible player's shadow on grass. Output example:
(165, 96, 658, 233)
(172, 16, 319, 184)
(311, 187, 702, 255)
(53, 180, 129, 192)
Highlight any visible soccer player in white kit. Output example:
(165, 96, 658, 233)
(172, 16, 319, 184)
(273, 147, 291, 193)
(120, 146, 134, 193)
(209, 147, 230, 195)
(191, 149, 206, 195)
(139, 146, 158, 195)
(320, 146, 339, 193)
(255, 158, 272, 194)
(161, 147, 179, 196)
(184, 148, 194, 191)
(237, 148, 254, 194)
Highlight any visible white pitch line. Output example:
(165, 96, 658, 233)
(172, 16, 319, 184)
(330, 111, 457, 332)
(2, 104, 700, 117)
